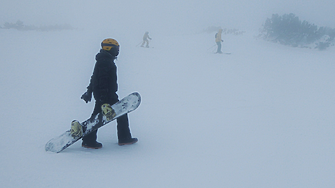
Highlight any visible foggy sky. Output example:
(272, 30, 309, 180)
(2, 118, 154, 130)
(1, 0, 334, 34)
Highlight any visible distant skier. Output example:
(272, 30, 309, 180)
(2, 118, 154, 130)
(215, 29, 223, 54)
(141, 31, 152, 48)
(80, 38, 138, 149)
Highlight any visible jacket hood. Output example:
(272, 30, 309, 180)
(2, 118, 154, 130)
(95, 49, 116, 61)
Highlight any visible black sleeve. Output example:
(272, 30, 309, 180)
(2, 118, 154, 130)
(86, 63, 98, 94)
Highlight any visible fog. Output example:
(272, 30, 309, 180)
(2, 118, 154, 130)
(1, 0, 335, 35)
(1, 1, 335, 187)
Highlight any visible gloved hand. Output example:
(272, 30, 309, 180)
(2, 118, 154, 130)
(81, 91, 92, 103)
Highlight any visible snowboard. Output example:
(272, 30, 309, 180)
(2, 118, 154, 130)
(45, 92, 141, 153)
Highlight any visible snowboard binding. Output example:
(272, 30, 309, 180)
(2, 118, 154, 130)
(70, 120, 83, 138)
(101, 103, 116, 121)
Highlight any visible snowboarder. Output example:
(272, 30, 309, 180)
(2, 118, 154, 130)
(215, 29, 223, 54)
(141, 31, 152, 48)
(80, 38, 138, 149)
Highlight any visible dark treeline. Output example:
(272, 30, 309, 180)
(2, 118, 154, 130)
(260, 13, 335, 50)
(1, 20, 73, 31)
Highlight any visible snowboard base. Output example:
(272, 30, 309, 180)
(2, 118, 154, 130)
(45, 92, 141, 153)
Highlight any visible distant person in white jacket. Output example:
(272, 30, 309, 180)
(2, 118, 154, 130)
(141, 31, 152, 48)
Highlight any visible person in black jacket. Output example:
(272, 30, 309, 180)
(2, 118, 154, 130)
(80, 38, 138, 149)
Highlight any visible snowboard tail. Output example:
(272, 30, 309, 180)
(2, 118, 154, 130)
(45, 92, 141, 153)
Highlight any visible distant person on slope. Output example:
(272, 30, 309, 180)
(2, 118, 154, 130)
(141, 31, 152, 48)
(215, 29, 223, 54)
(80, 38, 138, 149)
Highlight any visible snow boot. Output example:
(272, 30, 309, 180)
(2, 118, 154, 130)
(82, 141, 103, 149)
(118, 138, 138, 146)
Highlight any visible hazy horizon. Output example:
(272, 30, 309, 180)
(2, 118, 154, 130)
(1, 0, 335, 35)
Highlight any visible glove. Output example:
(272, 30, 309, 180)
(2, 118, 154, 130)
(81, 91, 92, 103)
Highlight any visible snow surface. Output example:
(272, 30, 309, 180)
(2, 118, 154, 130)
(0, 27, 335, 188)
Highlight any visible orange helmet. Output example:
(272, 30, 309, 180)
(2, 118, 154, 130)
(101, 38, 119, 51)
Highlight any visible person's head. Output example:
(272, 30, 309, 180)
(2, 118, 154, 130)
(101, 38, 119, 56)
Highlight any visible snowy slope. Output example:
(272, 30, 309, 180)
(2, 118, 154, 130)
(0, 28, 334, 188)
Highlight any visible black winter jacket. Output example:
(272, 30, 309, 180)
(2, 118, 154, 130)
(87, 50, 118, 102)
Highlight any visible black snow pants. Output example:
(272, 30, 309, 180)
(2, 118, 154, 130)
(82, 97, 132, 144)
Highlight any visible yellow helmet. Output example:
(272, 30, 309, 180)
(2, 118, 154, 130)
(101, 38, 119, 51)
